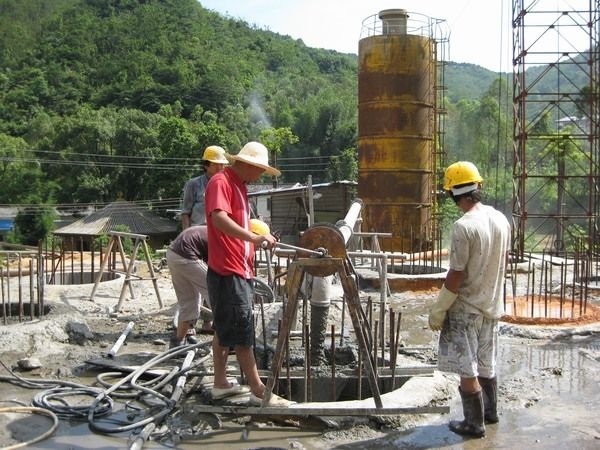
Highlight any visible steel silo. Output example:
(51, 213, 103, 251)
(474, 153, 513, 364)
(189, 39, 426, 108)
(358, 10, 439, 252)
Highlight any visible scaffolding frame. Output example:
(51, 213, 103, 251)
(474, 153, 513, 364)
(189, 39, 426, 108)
(512, 0, 600, 257)
(511, 0, 600, 317)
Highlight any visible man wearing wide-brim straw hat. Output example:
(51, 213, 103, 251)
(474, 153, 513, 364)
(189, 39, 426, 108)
(204, 141, 291, 406)
(224, 141, 281, 177)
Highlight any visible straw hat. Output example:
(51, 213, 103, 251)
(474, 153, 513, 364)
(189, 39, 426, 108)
(225, 141, 281, 177)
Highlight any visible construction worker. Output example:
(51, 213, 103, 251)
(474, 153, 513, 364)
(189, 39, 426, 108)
(205, 141, 291, 406)
(180, 145, 228, 229)
(166, 225, 211, 347)
(429, 161, 510, 438)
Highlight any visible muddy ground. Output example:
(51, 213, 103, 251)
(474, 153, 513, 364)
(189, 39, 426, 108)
(0, 263, 599, 449)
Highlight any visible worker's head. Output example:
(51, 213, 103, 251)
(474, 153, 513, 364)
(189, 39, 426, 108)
(444, 161, 483, 205)
(225, 141, 281, 182)
(201, 145, 228, 176)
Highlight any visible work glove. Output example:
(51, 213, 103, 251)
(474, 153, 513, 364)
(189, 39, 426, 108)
(428, 285, 458, 331)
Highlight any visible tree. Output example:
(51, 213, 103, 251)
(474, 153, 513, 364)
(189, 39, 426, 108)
(259, 127, 299, 186)
(327, 147, 357, 182)
(12, 202, 56, 246)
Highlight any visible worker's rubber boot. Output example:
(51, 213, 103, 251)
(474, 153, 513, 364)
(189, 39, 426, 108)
(449, 388, 486, 438)
(478, 376, 499, 424)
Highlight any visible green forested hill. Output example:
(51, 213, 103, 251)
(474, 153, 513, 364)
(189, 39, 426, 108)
(0, 0, 359, 209)
(0, 0, 583, 231)
(445, 62, 504, 102)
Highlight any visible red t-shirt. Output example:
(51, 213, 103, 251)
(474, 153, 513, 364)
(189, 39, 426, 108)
(205, 167, 254, 278)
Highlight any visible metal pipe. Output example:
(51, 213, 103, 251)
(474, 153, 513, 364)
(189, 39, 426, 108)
(335, 198, 363, 245)
(107, 321, 135, 358)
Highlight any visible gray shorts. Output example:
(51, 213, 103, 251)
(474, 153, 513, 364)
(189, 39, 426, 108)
(207, 268, 254, 348)
(437, 312, 498, 378)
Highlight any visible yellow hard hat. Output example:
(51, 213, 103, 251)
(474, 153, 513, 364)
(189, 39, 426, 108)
(202, 145, 228, 164)
(249, 218, 270, 236)
(443, 161, 483, 191)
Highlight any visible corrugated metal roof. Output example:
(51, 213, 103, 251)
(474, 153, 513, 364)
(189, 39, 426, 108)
(53, 201, 177, 236)
(249, 180, 356, 197)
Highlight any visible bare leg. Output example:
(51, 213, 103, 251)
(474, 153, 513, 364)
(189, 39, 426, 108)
(176, 320, 192, 341)
(212, 333, 232, 389)
(235, 345, 265, 396)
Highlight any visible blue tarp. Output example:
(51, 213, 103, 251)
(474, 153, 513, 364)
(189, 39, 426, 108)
(0, 219, 14, 232)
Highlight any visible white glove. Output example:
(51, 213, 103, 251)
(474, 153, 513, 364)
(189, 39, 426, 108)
(428, 285, 458, 331)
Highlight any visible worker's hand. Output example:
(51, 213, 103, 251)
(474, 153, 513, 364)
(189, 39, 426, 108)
(253, 232, 277, 250)
(428, 285, 458, 331)
(428, 310, 446, 331)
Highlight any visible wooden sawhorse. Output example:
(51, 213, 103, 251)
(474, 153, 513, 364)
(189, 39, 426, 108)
(90, 231, 163, 311)
(263, 256, 382, 408)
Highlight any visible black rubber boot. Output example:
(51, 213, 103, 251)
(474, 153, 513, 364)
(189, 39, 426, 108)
(479, 376, 499, 424)
(449, 388, 486, 438)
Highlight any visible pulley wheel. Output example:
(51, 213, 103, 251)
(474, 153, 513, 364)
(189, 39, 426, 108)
(297, 223, 346, 276)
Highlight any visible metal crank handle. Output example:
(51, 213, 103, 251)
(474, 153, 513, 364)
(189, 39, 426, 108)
(260, 240, 326, 257)
(276, 242, 327, 257)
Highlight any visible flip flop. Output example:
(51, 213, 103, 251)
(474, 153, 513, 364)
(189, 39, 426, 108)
(211, 384, 251, 399)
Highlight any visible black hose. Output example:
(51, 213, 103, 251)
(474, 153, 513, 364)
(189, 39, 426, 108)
(32, 386, 113, 420)
(88, 341, 211, 434)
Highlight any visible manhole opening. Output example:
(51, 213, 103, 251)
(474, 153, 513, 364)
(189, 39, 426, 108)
(387, 264, 446, 275)
(502, 295, 600, 326)
(46, 271, 120, 285)
(255, 345, 410, 402)
(1, 302, 51, 319)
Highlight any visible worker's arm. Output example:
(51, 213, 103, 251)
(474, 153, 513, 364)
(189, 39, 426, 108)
(211, 210, 277, 249)
(181, 214, 191, 230)
(443, 268, 465, 293)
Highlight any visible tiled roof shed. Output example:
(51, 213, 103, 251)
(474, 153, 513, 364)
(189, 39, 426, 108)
(53, 201, 178, 250)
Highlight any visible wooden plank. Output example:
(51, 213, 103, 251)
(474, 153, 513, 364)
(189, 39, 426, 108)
(190, 404, 449, 416)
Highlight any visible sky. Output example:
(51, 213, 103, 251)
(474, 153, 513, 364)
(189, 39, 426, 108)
(199, 0, 512, 72)
(198, 0, 593, 73)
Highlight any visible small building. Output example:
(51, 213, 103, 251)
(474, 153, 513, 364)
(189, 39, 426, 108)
(53, 201, 178, 250)
(249, 181, 358, 243)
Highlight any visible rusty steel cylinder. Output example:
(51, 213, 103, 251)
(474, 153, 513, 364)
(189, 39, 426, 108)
(358, 10, 435, 252)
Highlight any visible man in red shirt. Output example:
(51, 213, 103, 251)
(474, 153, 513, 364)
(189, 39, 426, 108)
(205, 141, 291, 406)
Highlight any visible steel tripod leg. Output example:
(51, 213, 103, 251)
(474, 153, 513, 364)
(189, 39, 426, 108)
(263, 261, 304, 406)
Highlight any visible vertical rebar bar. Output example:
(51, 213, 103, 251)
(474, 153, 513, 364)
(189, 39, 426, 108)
(373, 320, 379, 385)
(1, 267, 5, 325)
(304, 323, 310, 402)
(389, 308, 395, 358)
(5, 254, 10, 319)
(38, 250, 44, 318)
(357, 344, 363, 400)
(331, 324, 336, 401)
(29, 259, 34, 320)
(340, 293, 346, 346)
(530, 265, 535, 318)
(393, 312, 402, 389)
(18, 253, 23, 322)
(285, 322, 291, 401)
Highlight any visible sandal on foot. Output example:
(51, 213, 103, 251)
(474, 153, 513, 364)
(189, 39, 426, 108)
(211, 384, 250, 399)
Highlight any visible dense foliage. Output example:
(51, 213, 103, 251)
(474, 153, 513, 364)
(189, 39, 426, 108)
(0, 0, 358, 212)
(0, 0, 590, 249)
